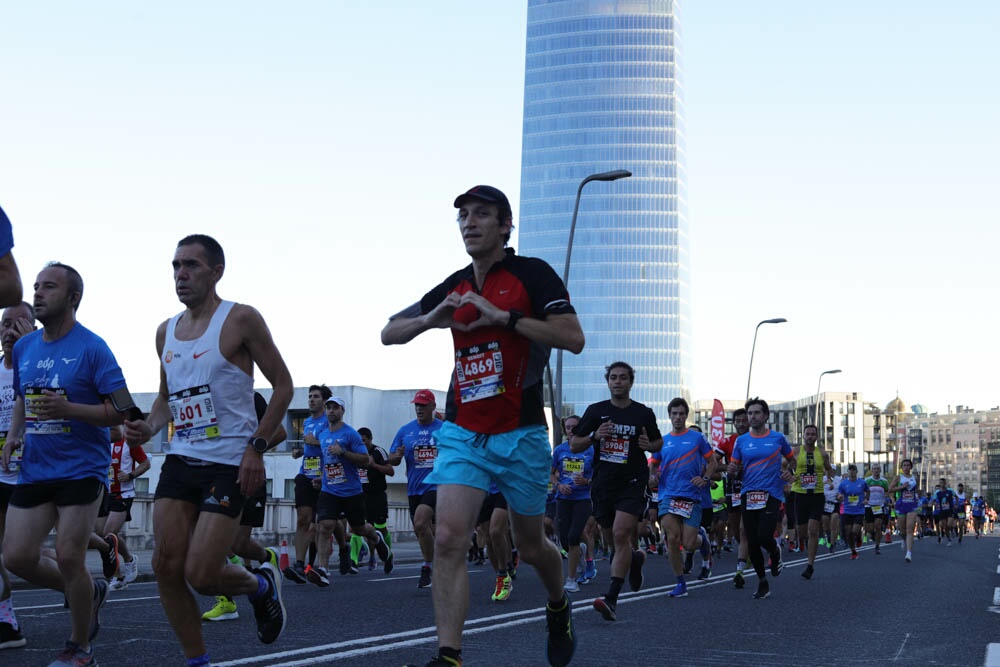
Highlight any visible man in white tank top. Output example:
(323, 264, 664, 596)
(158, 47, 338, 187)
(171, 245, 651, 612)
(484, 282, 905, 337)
(125, 234, 293, 667)
(0, 300, 34, 651)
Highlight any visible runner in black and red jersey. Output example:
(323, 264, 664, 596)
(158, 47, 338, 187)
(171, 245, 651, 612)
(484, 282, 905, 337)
(716, 408, 749, 588)
(382, 185, 584, 667)
(571, 362, 662, 622)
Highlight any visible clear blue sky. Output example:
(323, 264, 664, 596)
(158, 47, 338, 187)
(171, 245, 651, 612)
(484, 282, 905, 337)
(2, 1, 997, 414)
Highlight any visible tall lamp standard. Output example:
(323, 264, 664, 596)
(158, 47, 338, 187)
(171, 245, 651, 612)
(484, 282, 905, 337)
(815, 369, 842, 447)
(552, 169, 632, 447)
(744, 318, 787, 400)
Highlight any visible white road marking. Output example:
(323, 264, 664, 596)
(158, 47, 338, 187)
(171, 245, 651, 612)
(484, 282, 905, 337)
(893, 633, 910, 661)
(216, 547, 865, 666)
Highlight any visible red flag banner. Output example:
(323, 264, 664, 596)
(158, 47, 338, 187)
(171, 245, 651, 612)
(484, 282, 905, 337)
(710, 399, 725, 451)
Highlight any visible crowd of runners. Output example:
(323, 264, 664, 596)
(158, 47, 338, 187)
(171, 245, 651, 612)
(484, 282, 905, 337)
(0, 193, 995, 667)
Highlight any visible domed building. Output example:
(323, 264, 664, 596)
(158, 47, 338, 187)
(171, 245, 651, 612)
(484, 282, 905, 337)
(885, 395, 907, 415)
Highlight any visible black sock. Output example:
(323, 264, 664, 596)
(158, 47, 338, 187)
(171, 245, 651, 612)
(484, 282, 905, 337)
(606, 576, 624, 604)
(439, 646, 461, 662)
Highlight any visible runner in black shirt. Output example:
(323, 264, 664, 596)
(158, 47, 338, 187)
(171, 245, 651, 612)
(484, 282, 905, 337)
(358, 427, 394, 571)
(571, 361, 661, 622)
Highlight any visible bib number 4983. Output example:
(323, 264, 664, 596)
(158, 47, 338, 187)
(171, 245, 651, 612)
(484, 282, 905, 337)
(745, 491, 768, 511)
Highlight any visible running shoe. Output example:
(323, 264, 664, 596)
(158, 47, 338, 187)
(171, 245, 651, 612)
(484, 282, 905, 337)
(801, 564, 814, 580)
(667, 582, 688, 598)
(583, 559, 597, 582)
(875, 546, 881, 555)
(507, 561, 518, 580)
(306, 565, 330, 587)
(265, 547, 279, 569)
(818, 537, 829, 548)
(418, 565, 432, 589)
(202, 596, 239, 622)
(121, 554, 139, 584)
(769, 551, 783, 577)
(592, 597, 616, 621)
(101, 534, 120, 579)
(697, 565, 711, 580)
(108, 577, 127, 591)
(0, 621, 26, 649)
(646, 543, 657, 555)
(733, 570, 745, 589)
(627, 550, 645, 592)
(546, 594, 576, 667)
(250, 562, 286, 644)
(375, 532, 394, 574)
(348, 560, 360, 575)
(752, 580, 770, 599)
(491, 574, 512, 601)
(89, 577, 108, 641)
(407, 654, 462, 667)
(850, 551, 859, 560)
(563, 577, 579, 593)
(905, 551, 912, 562)
(47, 641, 95, 667)
(339, 547, 351, 575)
(283, 563, 308, 584)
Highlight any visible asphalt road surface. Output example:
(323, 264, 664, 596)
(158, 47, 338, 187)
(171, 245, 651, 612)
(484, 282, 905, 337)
(6, 534, 1000, 666)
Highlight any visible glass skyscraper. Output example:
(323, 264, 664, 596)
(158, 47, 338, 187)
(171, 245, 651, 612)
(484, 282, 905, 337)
(519, 0, 690, 420)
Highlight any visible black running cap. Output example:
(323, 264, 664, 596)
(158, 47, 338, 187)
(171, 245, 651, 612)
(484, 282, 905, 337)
(453, 185, 512, 219)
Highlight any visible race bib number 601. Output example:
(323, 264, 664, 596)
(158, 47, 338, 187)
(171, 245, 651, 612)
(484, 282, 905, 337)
(169, 385, 220, 442)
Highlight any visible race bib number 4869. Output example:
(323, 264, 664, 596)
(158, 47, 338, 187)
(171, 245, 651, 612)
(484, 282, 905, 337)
(455, 341, 505, 403)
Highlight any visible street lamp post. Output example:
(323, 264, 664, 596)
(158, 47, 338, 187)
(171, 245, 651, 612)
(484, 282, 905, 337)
(552, 169, 632, 447)
(744, 318, 787, 400)
(815, 368, 842, 448)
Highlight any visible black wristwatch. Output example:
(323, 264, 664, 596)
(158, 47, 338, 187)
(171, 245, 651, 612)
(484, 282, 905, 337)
(506, 310, 523, 330)
(249, 437, 269, 454)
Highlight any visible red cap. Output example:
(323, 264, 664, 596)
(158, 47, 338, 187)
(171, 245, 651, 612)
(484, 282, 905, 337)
(411, 389, 436, 405)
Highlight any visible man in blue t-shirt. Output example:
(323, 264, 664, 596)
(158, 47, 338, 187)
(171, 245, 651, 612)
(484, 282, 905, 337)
(284, 384, 331, 583)
(2, 262, 134, 666)
(655, 398, 716, 598)
(0, 205, 22, 308)
(837, 464, 869, 559)
(312, 396, 392, 585)
(972, 496, 987, 538)
(388, 389, 443, 589)
(728, 398, 795, 600)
